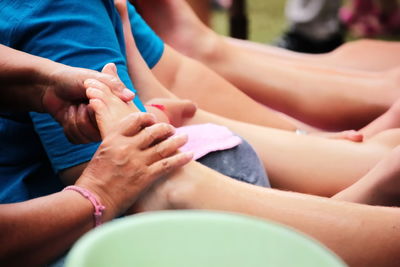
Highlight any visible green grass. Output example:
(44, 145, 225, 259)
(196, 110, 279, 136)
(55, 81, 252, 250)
(212, 0, 287, 44)
(211, 0, 400, 44)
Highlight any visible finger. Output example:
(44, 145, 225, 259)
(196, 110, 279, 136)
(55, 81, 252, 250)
(102, 62, 118, 76)
(85, 79, 114, 96)
(77, 104, 101, 142)
(64, 105, 91, 144)
(88, 98, 111, 137)
(144, 133, 188, 165)
(118, 112, 157, 137)
(136, 123, 176, 149)
(327, 130, 364, 143)
(86, 82, 136, 112)
(98, 63, 135, 102)
(148, 151, 194, 177)
(344, 130, 364, 143)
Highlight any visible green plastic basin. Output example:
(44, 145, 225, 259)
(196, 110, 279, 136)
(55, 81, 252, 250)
(65, 210, 346, 267)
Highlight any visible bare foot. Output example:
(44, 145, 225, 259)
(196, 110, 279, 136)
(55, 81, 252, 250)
(85, 64, 140, 137)
(334, 145, 400, 206)
(146, 98, 197, 127)
(127, 160, 219, 213)
(132, 0, 218, 60)
(115, 0, 197, 127)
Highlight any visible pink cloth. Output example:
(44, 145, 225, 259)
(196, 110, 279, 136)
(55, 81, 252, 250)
(175, 123, 242, 160)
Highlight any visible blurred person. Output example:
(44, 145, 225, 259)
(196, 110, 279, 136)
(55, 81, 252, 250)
(277, 0, 344, 53)
(340, 0, 400, 37)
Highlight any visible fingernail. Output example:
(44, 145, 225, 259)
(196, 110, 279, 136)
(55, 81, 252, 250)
(174, 133, 188, 141)
(184, 151, 194, 159)
(123, 88, 135, 100)
(110, 63, 117, 74)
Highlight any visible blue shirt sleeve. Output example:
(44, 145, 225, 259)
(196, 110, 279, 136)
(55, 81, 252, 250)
(0, 0, 165, 173)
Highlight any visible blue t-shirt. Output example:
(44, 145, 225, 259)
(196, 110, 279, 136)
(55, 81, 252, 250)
(0, 0, 164, 203)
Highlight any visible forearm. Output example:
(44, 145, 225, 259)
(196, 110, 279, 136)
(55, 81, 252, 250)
(0, 190, 108, 266)
(0, 45, 62, 112)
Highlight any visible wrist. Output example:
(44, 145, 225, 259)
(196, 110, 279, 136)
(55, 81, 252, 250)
(63, 186, 106, 227)
(74, 177, 118, 222)
(36, 60, 67, 113)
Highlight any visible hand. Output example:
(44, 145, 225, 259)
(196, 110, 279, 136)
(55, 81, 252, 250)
(76, 103, 192, 218)
(41, 63, 135, 143)
(146, 98, 197, 127)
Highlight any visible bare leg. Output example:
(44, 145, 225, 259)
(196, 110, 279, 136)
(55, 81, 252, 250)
(134, 0, 400, 72)
(185, 0, 210, 25)
(360, 97, 400, 138)
(119, 0, 400, 196)
(227, 38, 400, 72)
(133, 0, 400, 130)
(188, 110, 400, 196)
(134, 156, 400, 267)
(334, 145, 400, 206)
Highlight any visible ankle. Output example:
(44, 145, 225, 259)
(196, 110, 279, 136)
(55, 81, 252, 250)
(189, 29, 223, 64)
(164, 167, 201, 209)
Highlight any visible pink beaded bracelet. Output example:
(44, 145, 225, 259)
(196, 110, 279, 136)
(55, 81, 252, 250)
(63, 185, 106, 227)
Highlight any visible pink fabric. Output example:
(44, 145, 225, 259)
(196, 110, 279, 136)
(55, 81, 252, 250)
(176, 123, 242, 160)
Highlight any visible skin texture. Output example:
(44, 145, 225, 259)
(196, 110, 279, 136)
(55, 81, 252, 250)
(132, 0, 400, 131)
(114, 0, 400, 198)
(87, 70, 400, 266)
(0, 44, 135, 143)
(84, 9, 400, 263)
(3, 1, 398, 265)
(0, 76, 193, 266)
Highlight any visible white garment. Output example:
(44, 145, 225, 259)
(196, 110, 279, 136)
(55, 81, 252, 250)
(285, 0, 342, 40)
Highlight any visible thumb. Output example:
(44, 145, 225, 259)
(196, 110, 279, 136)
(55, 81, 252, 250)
(87, 98, 111, 138)
(102, 62, 118, 76)
(99, 63, 135, 102)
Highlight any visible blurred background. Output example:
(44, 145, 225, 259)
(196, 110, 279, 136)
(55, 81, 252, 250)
(212, 1, 286, 44)
(187, 0, 400, 47)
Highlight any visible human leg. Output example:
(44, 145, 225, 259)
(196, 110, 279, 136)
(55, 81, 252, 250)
(90, 54, 269, 188)
(118, 0, 400, 197)
(134, 156, 400, 267)
(134, 0, 400, 130)
(187, 109, 400, 196)
(120, 0, 300, 131)
(334, 145, 400, 206)
(185, 0, 211, 25)
(227, 38, 400, 72)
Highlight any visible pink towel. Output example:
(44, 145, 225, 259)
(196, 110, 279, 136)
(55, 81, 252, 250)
(175, 123, 242, 160)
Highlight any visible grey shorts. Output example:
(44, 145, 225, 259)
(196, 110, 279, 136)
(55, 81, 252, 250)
(197, 137, 270, 188)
